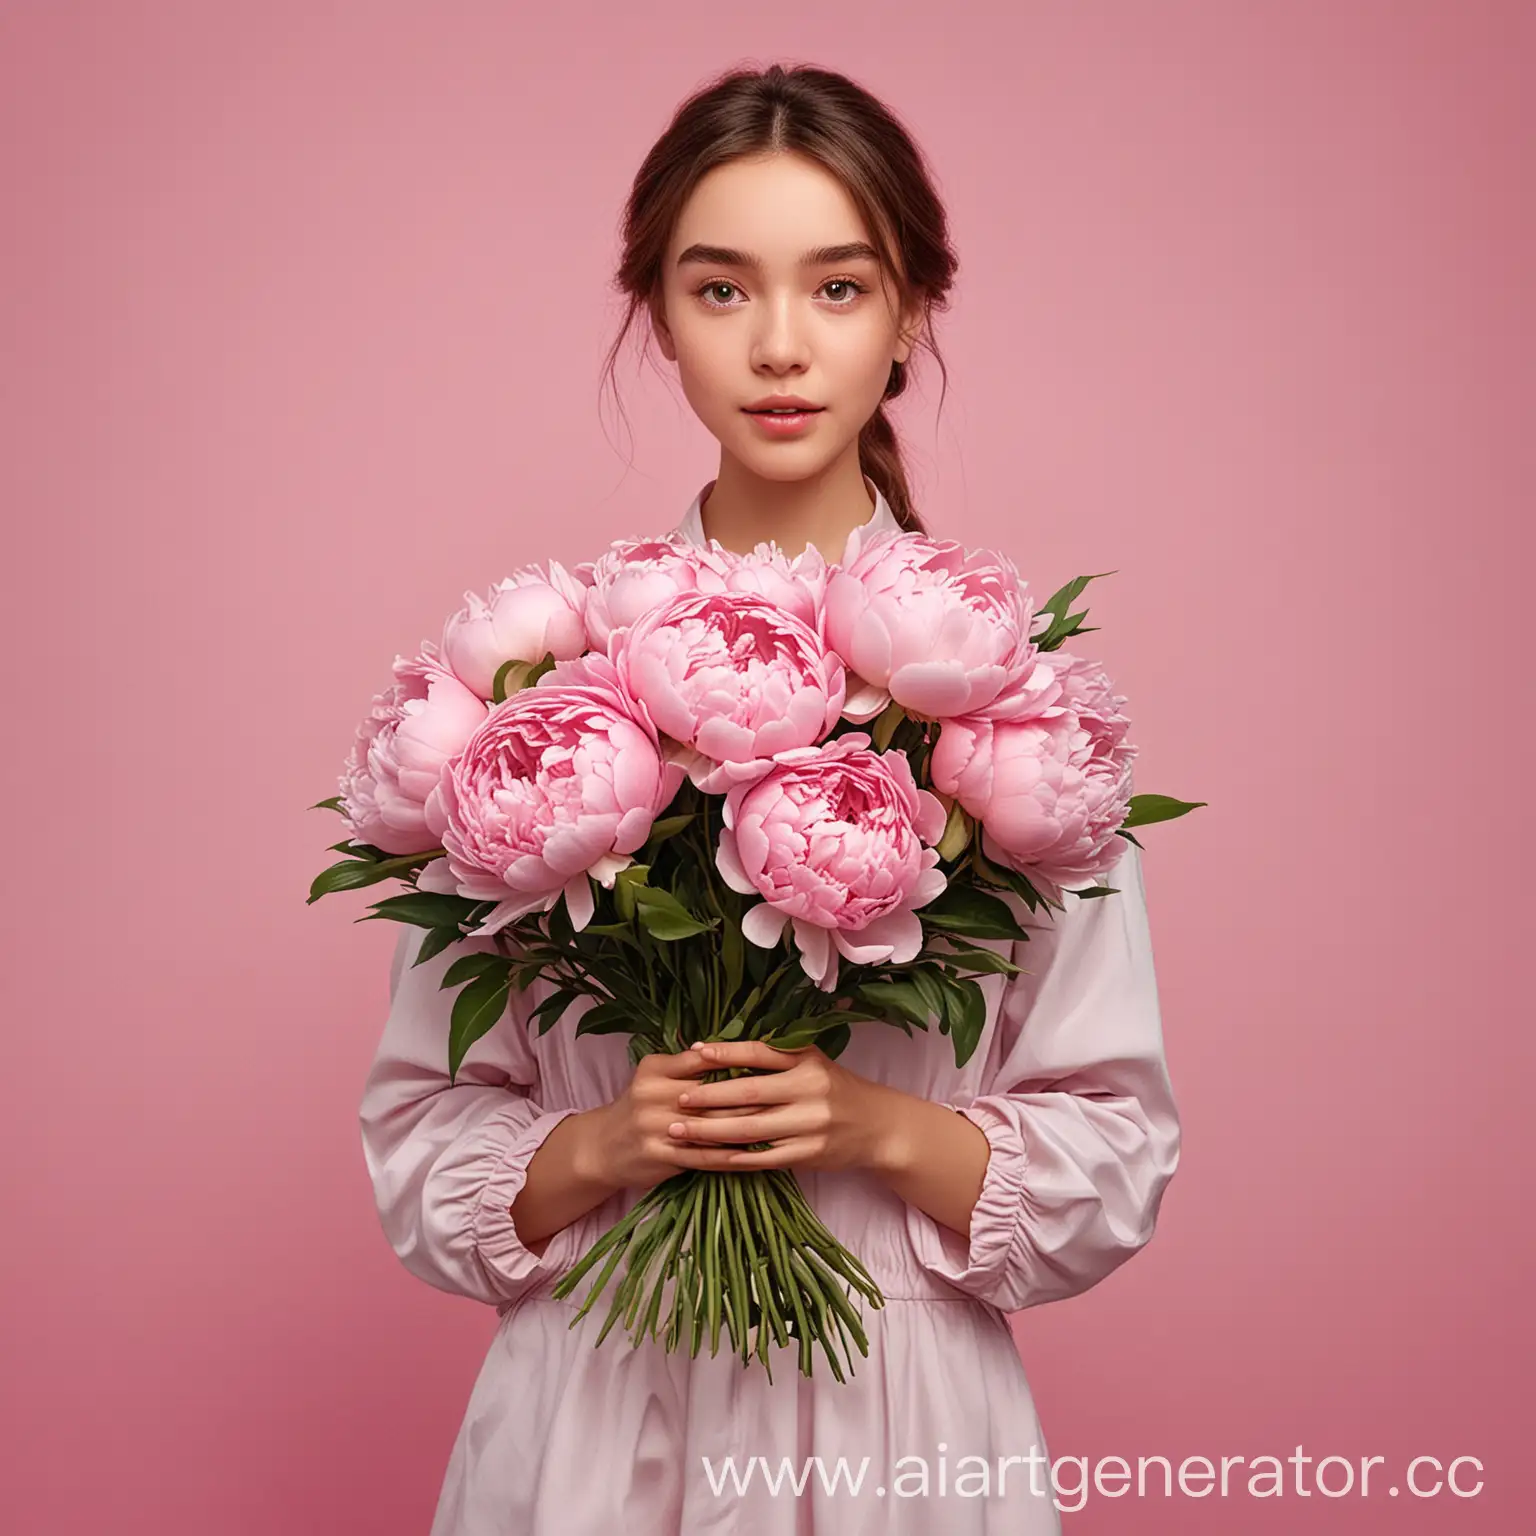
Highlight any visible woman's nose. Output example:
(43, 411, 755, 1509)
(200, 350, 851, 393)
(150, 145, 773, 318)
(751, 294, 811, 369)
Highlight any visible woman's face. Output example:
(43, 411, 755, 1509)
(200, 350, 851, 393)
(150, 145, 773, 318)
(653, 152, 921, 483)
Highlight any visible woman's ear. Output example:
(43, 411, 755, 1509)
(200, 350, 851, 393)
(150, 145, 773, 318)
(894, 296, 924, 367)
(649, 295, 677, 363)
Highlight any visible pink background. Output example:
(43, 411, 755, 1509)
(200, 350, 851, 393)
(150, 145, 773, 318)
(3, 2, 1530, 1531)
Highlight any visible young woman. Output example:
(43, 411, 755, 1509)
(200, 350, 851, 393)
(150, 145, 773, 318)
(359, 62, 1180, 1535)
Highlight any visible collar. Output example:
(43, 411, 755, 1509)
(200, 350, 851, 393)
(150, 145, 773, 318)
(671, 474, 901, 551)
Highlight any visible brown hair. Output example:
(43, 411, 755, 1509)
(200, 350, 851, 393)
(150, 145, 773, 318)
(600, 62, 959, 533)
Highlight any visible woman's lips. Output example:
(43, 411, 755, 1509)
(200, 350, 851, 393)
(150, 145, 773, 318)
(744, 407, 824, 436)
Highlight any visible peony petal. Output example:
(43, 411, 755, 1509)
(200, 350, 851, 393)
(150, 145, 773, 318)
(413, 857, 460, 894)
(467, 894, 541, 937)
(563, 873, 595, 932)
(695, 713, 759, 763)
(715, 828, 759, 896)
(792, 919, 837, 990)
(910, 865, 949, 908)
(612, 805, 654, 856)
(887, 660, 973, 718)
(914, 788, 947, 846)
(540, 823, 611, 878)
(588, 852, 634, 888)
(840, 675, 890, 723)
(832, 930, 897, 967)
(848, 909, 923, 964)
(741, 901, 790, 948)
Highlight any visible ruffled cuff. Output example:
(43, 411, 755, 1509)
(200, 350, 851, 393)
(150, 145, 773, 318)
(903, 1099, 1032, 1312)
(471, 1105, 589, 1302)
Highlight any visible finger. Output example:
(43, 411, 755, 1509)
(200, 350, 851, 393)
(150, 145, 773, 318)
(677, 1073, 799, 1111)
(656, 1105, 756, 1144)
(667, 1106, 816, 1145)
(645, 1045, 719, 1079)
(666, 1137, 815, 1171)
(698, 1040, 808, 1072)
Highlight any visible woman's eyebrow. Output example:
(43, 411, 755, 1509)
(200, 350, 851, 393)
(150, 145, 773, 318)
(675, 241, 881, 270)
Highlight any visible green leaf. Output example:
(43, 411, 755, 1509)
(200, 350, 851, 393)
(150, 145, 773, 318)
(633, 885, 716, 941)
(309, 847, 442, 900)
(310, 796, 346, 813)
(855, 981, 933, 1029)
(907, 964, 949, 1024)
(929, 975, 954, 1036)
(440, 951, 513, 989)
(717, 983, 763, 1042)
(574, 998, 637, 1037)
(328, 840, 379, 859)
(660, 986, 682, 1052)
(359, 891, 487, 930)
(491, 651, 558, 704)
(510, 960, 546, 993)
(1031, 572, 1116, 651)
(920, 884, 1029, 941)
(761, 1015, 851, 1050)
(1120, 792, 1208, 828)
(721, 916, 744, 1009)
(971, 849, 1055, 915)
(745, 941, 773, 986)
(641, 814, 695, 850)
(869, 700, 906, 752)
(491, 658, 517, 703)
(815, 1021, 853, 1059)
(375, 850, 443, 876)
(577, 920, 643, 950)
(1070, 884, 1120, 899)
(944, 975, 988, 1068)
(934, 793, 973, 862)
(412, 926, 463, 967)
(307, 859, 394, 903)
(531, 987, 578, 1036)
(685, 950, 710, 1023)
(612, 864, 651, 923)
(926, 942, 1020, 976)
(448, 973, 513, 1083)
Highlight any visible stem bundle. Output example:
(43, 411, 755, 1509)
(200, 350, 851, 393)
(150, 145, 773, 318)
(549, 1166, 885, 1382)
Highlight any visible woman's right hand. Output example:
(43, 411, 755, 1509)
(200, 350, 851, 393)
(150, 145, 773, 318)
(580, 1046, 758, 1191)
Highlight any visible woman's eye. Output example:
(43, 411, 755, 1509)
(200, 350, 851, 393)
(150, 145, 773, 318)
(695, 277, 868, 309)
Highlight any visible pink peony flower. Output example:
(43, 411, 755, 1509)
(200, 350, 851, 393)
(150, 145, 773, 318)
(715, 733, 949, 992)
(337, 646, 489, 855)
(722, 539, 828, 628)
(614, 591, 846, 794)
(822, 528, 1054, 722)
(418, 652, 684, 935)
(578, 537, 737, 652)
(930, 651, 1137, 903)
(440, 563, 589, 700)
(578, 535, 826, 651)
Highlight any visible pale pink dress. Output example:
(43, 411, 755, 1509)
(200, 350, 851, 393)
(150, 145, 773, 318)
(358, 480, 1181, 1533)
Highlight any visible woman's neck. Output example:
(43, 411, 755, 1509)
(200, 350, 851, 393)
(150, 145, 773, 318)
(699, 453, 875, 561)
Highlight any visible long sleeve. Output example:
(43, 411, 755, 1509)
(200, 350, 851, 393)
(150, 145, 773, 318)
(905, 837, 1181, 1313)
(358, 925, 587, 1309)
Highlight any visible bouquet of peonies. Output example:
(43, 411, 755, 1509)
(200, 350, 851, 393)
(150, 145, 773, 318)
(310, 524, 1202, 1381)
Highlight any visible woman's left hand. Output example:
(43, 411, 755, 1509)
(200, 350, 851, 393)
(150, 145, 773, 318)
(663, 1039, 900, 1175)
